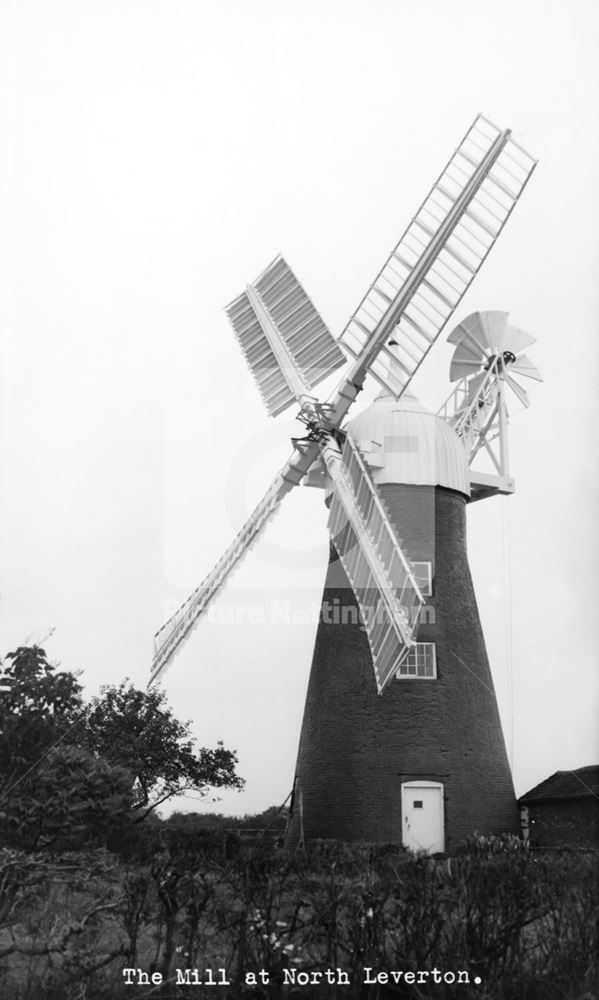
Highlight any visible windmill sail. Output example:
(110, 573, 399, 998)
(324, 436, 424, 693)
(335, 115, 537, 412)
(150, 441, 321, 683)
(152, 117, 538, 685)
(226, 256, 346, 417)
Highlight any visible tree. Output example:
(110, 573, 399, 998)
(1, 745, 134, 851)
(82, 680, 244, 821)
(0, 646, 83, 789)
(165, 804, 289, 834)
(0, 648, 244, 851)
(0, 647, 133, 850)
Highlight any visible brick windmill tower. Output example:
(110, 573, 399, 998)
(287, 312, 541, 850)
(150, 116, 540, 852)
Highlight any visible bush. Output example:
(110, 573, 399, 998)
(0, 840, 596, 1000)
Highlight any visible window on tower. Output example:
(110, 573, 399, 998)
(396, 642, 437, 680)
(412, 561, 433, 596)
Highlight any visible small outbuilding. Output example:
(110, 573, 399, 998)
(518, 765, 599, 850)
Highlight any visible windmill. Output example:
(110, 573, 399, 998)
(151, 115, 540, 851)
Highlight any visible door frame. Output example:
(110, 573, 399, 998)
(401, 780, 445, 853)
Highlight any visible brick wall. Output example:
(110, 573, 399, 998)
(286, 484, 519, 849)
(527, 800, 599, 849)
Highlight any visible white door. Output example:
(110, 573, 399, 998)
(401, 782, 444, 853)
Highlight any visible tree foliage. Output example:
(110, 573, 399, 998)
(0, 646, 82, 787)
(82, 681, 244, 821)
(2, 744, 134, 852)
(165, 803, 289, 834)
(0, 647, 244, 851)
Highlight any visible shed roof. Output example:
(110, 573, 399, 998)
(519, 765, 599, 804)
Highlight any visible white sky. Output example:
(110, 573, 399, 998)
(1, 0, 598, 816)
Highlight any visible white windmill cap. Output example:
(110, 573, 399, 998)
(346, 389, 471, 497)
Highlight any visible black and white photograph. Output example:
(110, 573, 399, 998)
(0, 1, 597, 997)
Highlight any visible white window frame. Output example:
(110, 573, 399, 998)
(412, 561, 433, 596)
(396, 641, 437, 680)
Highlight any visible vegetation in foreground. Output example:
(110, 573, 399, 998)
(0, 647, 596, 1000)
(1, 836, 597, 1000)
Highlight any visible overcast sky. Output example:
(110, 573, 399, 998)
(1, 0, 598, 817)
